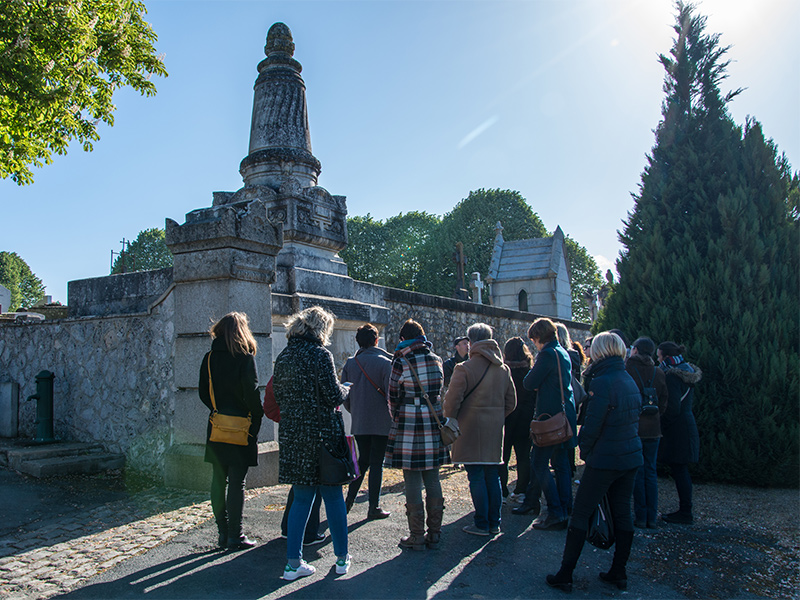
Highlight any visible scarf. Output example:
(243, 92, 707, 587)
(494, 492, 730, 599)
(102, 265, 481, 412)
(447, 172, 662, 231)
(396, 335, 429, 352)
(660, 354, 684, 368)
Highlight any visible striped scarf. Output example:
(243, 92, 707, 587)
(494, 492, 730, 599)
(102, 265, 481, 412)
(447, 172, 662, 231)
(660, 354, 684, 368)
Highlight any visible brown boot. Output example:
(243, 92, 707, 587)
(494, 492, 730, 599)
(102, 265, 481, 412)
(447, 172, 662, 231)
(399, 503, 426, 551)
(425, 497, 444, 549)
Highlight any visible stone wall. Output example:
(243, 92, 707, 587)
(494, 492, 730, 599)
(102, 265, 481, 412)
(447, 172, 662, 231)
(0, 293, 175, 477)
(380, 287, 590, 357)
(0, 273, 591, 487)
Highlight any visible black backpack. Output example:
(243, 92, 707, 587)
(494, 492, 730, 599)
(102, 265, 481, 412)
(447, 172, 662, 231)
(633, 367, 659, 416)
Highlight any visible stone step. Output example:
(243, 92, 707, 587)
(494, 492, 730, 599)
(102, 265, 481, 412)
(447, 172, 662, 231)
(17, 453, 125, 478)
(6, 442, 105, 471)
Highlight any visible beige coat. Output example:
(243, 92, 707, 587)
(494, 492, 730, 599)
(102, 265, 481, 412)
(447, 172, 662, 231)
(443, 339, 516, 464)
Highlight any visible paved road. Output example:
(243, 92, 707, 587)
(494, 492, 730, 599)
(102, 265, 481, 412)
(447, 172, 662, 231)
(1, 464, 684, 600)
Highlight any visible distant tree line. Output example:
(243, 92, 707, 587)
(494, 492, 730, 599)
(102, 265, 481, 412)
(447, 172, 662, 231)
(341, 188, 602, 323)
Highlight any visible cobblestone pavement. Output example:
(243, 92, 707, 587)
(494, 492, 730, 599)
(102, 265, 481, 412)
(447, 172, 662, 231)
(0, 485, 278, 600)
(1, 465, 796, 600)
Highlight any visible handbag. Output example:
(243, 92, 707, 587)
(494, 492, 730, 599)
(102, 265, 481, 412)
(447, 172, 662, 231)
(586, 493, 615, 549)
(403, 357, 460, 446)
(529, 348, 574, 447)
(315, 369, 359, 485)
(318, 430, 360, 485)
(207, 356, 252, 446)
(262, 376, 280, 423)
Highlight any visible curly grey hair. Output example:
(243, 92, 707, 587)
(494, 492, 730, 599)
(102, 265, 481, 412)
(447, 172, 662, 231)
(285, 306, 336, 346)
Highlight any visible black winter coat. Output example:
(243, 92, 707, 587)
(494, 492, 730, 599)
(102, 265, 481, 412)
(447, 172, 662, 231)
(274, 336, 349, 485)
(505, 361, 537, 443)
(625, 353, 668, 439)
(199, 338, 263, 468)
(578, 356, 643, 471)
(658, 361, 702, 464)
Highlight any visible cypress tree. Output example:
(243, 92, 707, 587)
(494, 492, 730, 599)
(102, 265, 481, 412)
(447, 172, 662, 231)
(598, 2, 800, 486)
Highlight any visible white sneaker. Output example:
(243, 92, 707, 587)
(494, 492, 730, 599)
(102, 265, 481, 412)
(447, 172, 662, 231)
(282, 560, 315, 581)
(335, 554, 351, 575)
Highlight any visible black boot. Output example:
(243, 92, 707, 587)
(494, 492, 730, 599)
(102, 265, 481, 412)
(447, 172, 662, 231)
(216, 519, 228, 549)
(599, 529, 634, 590)
(545, 527, 586, 593)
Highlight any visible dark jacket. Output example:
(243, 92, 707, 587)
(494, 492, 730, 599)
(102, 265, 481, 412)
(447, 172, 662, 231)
(342, 346, 393, 436)
(578, 355, 643, 471)
(273, 336, 349, 485)
(658, 361, 702, 464)
(505, 360, 537, 443)
(443, 352, 468, 387)
(625, 353, 668, 439)
(523, 340, 577, 447)
(199, 338, 263, 468)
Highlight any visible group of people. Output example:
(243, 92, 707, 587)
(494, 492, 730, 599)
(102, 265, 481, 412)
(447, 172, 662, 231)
(198, 307, 701, 590)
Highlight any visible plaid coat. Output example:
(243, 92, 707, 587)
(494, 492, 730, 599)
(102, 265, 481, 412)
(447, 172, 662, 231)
(384, 339, 450, 470)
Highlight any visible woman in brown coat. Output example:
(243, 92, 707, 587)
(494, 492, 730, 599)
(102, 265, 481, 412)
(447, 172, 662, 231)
(444, 323, 516, 536)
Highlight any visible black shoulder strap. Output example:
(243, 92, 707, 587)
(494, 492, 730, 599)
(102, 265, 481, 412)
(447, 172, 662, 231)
(464, 362, 492, 400)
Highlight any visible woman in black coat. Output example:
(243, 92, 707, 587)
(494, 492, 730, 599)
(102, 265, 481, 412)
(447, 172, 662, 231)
(500, 337, 536, 502)
(657, 341, 702, 524)
(198, 312, 263, 550)
(546, 331, 643, 593)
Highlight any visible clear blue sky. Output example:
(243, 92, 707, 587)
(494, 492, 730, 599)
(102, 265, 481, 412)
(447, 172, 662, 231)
(2, 0, 798, 305)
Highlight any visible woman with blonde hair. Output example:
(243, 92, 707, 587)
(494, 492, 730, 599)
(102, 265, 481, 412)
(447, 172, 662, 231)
(545, 332, 642, 593)
(273, 306, 351, 580)
(199, 312, 263, 550)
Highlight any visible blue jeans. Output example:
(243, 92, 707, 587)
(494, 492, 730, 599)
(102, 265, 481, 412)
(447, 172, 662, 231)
(465, 464, 502, 530)
(287, 485, 348, 560)
(530, 444, 571, 520)
(634, 438, 659, 523)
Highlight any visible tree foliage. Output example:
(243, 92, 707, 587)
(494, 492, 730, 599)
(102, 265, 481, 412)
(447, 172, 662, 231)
(563, 235, 603, 323)
(342, 188, 601, 321)
(0, 251, 45, 311)
(416, 189, 548, 298)
(111, 227, 172, 274)
(341, 212, 441, 290)
(597, 2, 799, 486)
(0, 0, 167, 184)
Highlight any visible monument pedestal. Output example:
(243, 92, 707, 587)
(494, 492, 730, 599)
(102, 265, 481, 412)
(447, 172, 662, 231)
(163, 200, 282, 489)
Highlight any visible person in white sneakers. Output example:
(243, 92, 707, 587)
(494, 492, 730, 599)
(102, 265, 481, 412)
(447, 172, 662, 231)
(274, 307, 353, 580)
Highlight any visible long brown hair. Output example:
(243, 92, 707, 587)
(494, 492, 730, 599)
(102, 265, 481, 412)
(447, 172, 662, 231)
(503, 336, 533, 368)
(210, 312, 258, 356)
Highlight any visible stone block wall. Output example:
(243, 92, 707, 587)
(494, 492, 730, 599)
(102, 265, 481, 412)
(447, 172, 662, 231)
(0, 294, 175, 477)
(380, 287, 590, 357)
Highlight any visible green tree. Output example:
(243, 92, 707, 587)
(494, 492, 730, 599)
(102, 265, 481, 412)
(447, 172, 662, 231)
(344, 189, 601, 320)
(1, 0, 167, 185)
(563, 235, 603, 323)
(111, 227, 172, 274)
(341, 212, 441, 290)
(0, 251, 45, 310)
(598, 2, 799, 486)
(417, 188, 548, 298)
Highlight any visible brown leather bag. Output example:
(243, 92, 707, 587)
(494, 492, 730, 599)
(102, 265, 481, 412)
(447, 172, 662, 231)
(529, 348, 573, 447)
